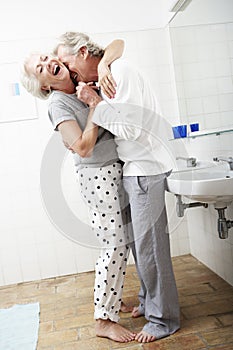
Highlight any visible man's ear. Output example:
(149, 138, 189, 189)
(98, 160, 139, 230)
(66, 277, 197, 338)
(79, 46, 88, 59)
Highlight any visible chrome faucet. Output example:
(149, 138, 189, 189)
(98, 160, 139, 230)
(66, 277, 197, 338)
(213, 156, 233, 170)
(176, 156, 197, 167)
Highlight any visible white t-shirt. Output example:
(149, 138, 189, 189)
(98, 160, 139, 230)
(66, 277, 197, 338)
(92, 59, 174, 176)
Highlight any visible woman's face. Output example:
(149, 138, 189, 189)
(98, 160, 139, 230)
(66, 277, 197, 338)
(25, 53, 71, 91)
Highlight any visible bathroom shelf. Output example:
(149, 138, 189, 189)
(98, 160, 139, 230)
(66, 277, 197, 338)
(188, 127, 233, 139)
(169, 127, 233, 141)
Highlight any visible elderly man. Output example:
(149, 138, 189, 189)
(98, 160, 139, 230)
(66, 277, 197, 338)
(54, 31, 180, 343)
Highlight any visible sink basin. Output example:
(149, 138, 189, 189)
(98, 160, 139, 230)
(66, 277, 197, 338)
(167, 164, 233, 208)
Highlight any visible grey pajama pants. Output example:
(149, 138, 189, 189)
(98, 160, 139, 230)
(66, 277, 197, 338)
(78, 162, 129, 322)
(123, 173, 180, 339)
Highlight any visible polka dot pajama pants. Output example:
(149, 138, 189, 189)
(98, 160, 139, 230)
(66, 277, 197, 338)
(78, 162, 130, 322)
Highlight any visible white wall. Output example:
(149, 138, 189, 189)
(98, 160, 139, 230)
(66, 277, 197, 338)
(170, 22, 233, 130)
(0, 0, 176, 41)
(169, 0, 233, 286)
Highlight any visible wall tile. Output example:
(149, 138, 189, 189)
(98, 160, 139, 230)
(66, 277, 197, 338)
(219, 93, 233, 110)
(204, 113, 223, 129)
(184, 80, 201, 98)
(211, 23, 227, 42)
(214, 59, 232, 77)
(203, 96, 220, 114)
(217, 77, 233, 94)
(55, 240, 78, 276)
(186, 97, 203, 115)
(225, 262, 233, 285)
(197, 43, 214, 62)
(213, 43, 229, 59)
(173, 26, 196, 46)
(157, 64, 172, 83)
(74, 245, 97, 273)
(19, 244, 41, 282)
(219, 131, 233, 151)
(0, 269, 5, 287)
(170, 238, 180, 257)
(229, 43, 233, 59)
(226, 22, 233, 40)
(1, 246, 23, 285)
(178, 237, 191, 255)
(182, 63, 202, 80)
(201, 78, 218, 97)
(37, 243, 59, 279)
(199, 61, 216, 79)
(195, 25, 213, 44)
(179, 44, 198, 63)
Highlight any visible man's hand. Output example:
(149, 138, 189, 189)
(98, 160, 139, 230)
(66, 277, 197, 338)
(76, 82, 102, 108)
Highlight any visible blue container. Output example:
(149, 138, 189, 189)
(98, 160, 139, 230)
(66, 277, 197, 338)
(190, 123, 199, 132)
(172, 125, 187, 138)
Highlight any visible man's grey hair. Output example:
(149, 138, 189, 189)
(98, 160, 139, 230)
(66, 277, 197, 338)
(20, 52, 52, 100)
(53, 32, 104, 58)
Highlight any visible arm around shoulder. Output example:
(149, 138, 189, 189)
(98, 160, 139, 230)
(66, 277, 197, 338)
(98, 39, 125, 98)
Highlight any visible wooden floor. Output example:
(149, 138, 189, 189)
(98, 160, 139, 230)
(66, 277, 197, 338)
(0, 254, 233, 350)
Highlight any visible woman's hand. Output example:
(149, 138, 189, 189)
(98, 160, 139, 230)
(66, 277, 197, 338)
(76, 82, 102, 108)
(98, 61, 116, 99)
(97, 39, 124, 98)
(63, 140, 75, 153)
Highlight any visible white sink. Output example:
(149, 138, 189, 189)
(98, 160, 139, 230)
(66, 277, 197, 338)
(167, 164, 233, 208)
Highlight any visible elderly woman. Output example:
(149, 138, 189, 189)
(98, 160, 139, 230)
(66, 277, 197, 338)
(21, 39, 136, 343)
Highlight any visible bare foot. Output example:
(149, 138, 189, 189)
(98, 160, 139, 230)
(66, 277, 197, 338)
(135, 330, 156, 343)
(120, 301, 134, 313)
(95, 319, 136, 343)
(131, 306, 143, 318)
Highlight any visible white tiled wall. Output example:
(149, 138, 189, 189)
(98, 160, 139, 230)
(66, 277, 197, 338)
(186, 200, 233, 286)
(170, 22, 233, 130)
(170, 22, 233, 286)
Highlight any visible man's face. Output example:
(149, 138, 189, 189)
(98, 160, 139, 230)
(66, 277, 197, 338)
(57, 45, 97, 83)
(26, 53, 70, 91)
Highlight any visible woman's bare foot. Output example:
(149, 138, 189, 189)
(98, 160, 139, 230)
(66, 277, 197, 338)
(95, 319, 136, 343)
(135, 330, 156, 343)
(120, 301, 134, 313)
(131, 306, 143, 318)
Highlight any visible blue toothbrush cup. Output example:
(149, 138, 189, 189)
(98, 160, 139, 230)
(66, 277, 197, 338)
(172, 125, 187, 139)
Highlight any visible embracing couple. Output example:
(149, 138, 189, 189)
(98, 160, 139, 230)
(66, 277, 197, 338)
(21, 32, 180, 343)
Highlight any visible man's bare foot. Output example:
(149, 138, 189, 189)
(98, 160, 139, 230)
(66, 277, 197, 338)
(131, 306, 143, 318)
(120, 301, 134, 313)
(135, 330, 156, 343)
(96, 319, 136, 342)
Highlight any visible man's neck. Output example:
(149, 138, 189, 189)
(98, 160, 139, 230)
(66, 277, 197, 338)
(88, 55, 101, 82)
